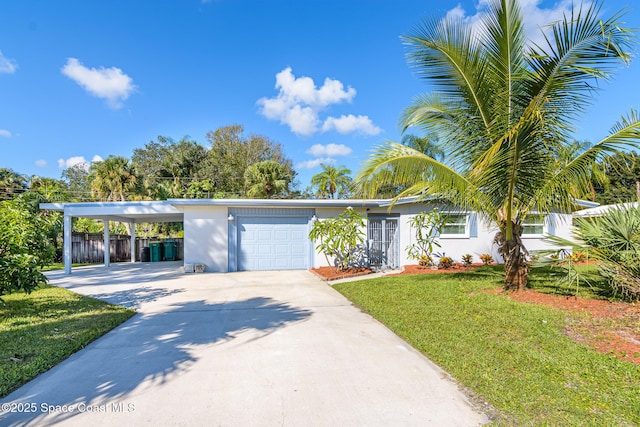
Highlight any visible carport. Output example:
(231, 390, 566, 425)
(40, 201, 184, 274)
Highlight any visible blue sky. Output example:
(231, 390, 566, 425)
(1, 0, 639, 190)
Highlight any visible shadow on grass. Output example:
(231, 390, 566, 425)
(446, 265, 505, 284)
(528, 265, 624, 300)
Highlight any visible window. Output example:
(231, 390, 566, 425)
(441, 214, 468, 236)
(522, 215, 545, 235)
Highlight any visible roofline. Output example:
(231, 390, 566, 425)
(167, 198, 386, 208)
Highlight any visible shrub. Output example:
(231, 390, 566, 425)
(406, 210, 446, 263)
(570, 251, 587, 263)
(438, 256, 454, 269)
(461, 254, 473, 266)
(418, 254, 433, 267)
(0, 197, 56, 298)
(480, 253, 494, 265)
(309, 208, 366, 271)
(545, 204, 640, 300)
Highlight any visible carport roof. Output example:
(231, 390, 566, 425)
(40, 201, 184, 223)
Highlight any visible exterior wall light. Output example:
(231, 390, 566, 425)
(227, 214, 235, 221)
(311, 214, 318, 222)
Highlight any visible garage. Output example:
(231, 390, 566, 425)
(229, 208, 314, 272)
(237, 216, 309, 270)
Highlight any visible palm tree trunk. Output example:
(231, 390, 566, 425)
(502, 238, 529, 290)
(495, 221, 529, 290)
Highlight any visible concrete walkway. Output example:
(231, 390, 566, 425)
(1, 263, 488, 426)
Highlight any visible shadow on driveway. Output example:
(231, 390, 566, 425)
(1, 296, 312, 426)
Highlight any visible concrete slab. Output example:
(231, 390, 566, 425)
(1, 263, 488, 426)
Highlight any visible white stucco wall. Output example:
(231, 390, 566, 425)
(182, 206, 229, 272)
(311, 204, 574, 268)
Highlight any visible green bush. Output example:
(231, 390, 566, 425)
(0, 197, 56, 298)
(546, 204, 640, 300)
(309, 208, 366, 271)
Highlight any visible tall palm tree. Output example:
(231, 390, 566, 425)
(244, 160, 291, 198)
(357, 0, 640, 290)
(311, 164, 352, 199)
(89, 156, 138, 202)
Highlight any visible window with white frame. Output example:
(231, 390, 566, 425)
(440, 214, 468, 236)
(522, 214, 545, 235)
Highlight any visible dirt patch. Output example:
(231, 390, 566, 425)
(493, 288, 640, 365)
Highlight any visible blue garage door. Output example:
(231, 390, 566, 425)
(237, 216, 309, 271)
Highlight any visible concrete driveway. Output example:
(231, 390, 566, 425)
(1, 263, 488, 426)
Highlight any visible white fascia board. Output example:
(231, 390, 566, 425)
(168, 198, 385, 209)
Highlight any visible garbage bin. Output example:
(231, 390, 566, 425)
(141, 246, 150, 262)
(163, 240, 177, 261)
(149, 242, 162, 262)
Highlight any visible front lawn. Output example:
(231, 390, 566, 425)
(334, 267, 640, 426)
(0, 285, 135, 398)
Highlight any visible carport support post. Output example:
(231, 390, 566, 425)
(63, 213, 72, 274)
(103, 220, 110, 267)
(130, 222, 136, 263)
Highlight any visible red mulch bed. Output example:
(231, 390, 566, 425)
(309, 266, 374, 281)
(312, 263, 640, 365)
(392, 263, 485, 275)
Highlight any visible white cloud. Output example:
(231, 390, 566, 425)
(61, 58, 136, 109)
(0, 129, 11, 138)
(57, 155, 101, 169)
(257, 67, 380, 137)
(306, 143, 352, 157)
(322, 115, 382, 136)
(298, 143, 353, 170)
(447, 0, 583, 48)
(296, 157, 334, 170)
(0, 51, 17, 74)
(35, 160, 47, 167)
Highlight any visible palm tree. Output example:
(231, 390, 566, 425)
(89, 156, 138, 201)
(311, 164, 352, 199)
(29, 176, 70, 202)
(357, 0, 640, 290)
(401, 134, 444, 161)
(244, 160, 291, 198)
(0, 168, 28, 200)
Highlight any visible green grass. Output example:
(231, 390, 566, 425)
(0, 285, 135, 398)
(334, 267, 640, 426)
(40, 262, 93, 272)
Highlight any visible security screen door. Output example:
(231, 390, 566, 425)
(368, 217, 399, 269)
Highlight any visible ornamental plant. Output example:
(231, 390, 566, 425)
(462, 254, 473, 266)
(438, 256, 454, 269)
(406, 210, 446, 264)
(480, 253, 494, 265)
(309, 208, 366, 271)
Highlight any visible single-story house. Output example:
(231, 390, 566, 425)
(40, 198, 582, 274)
